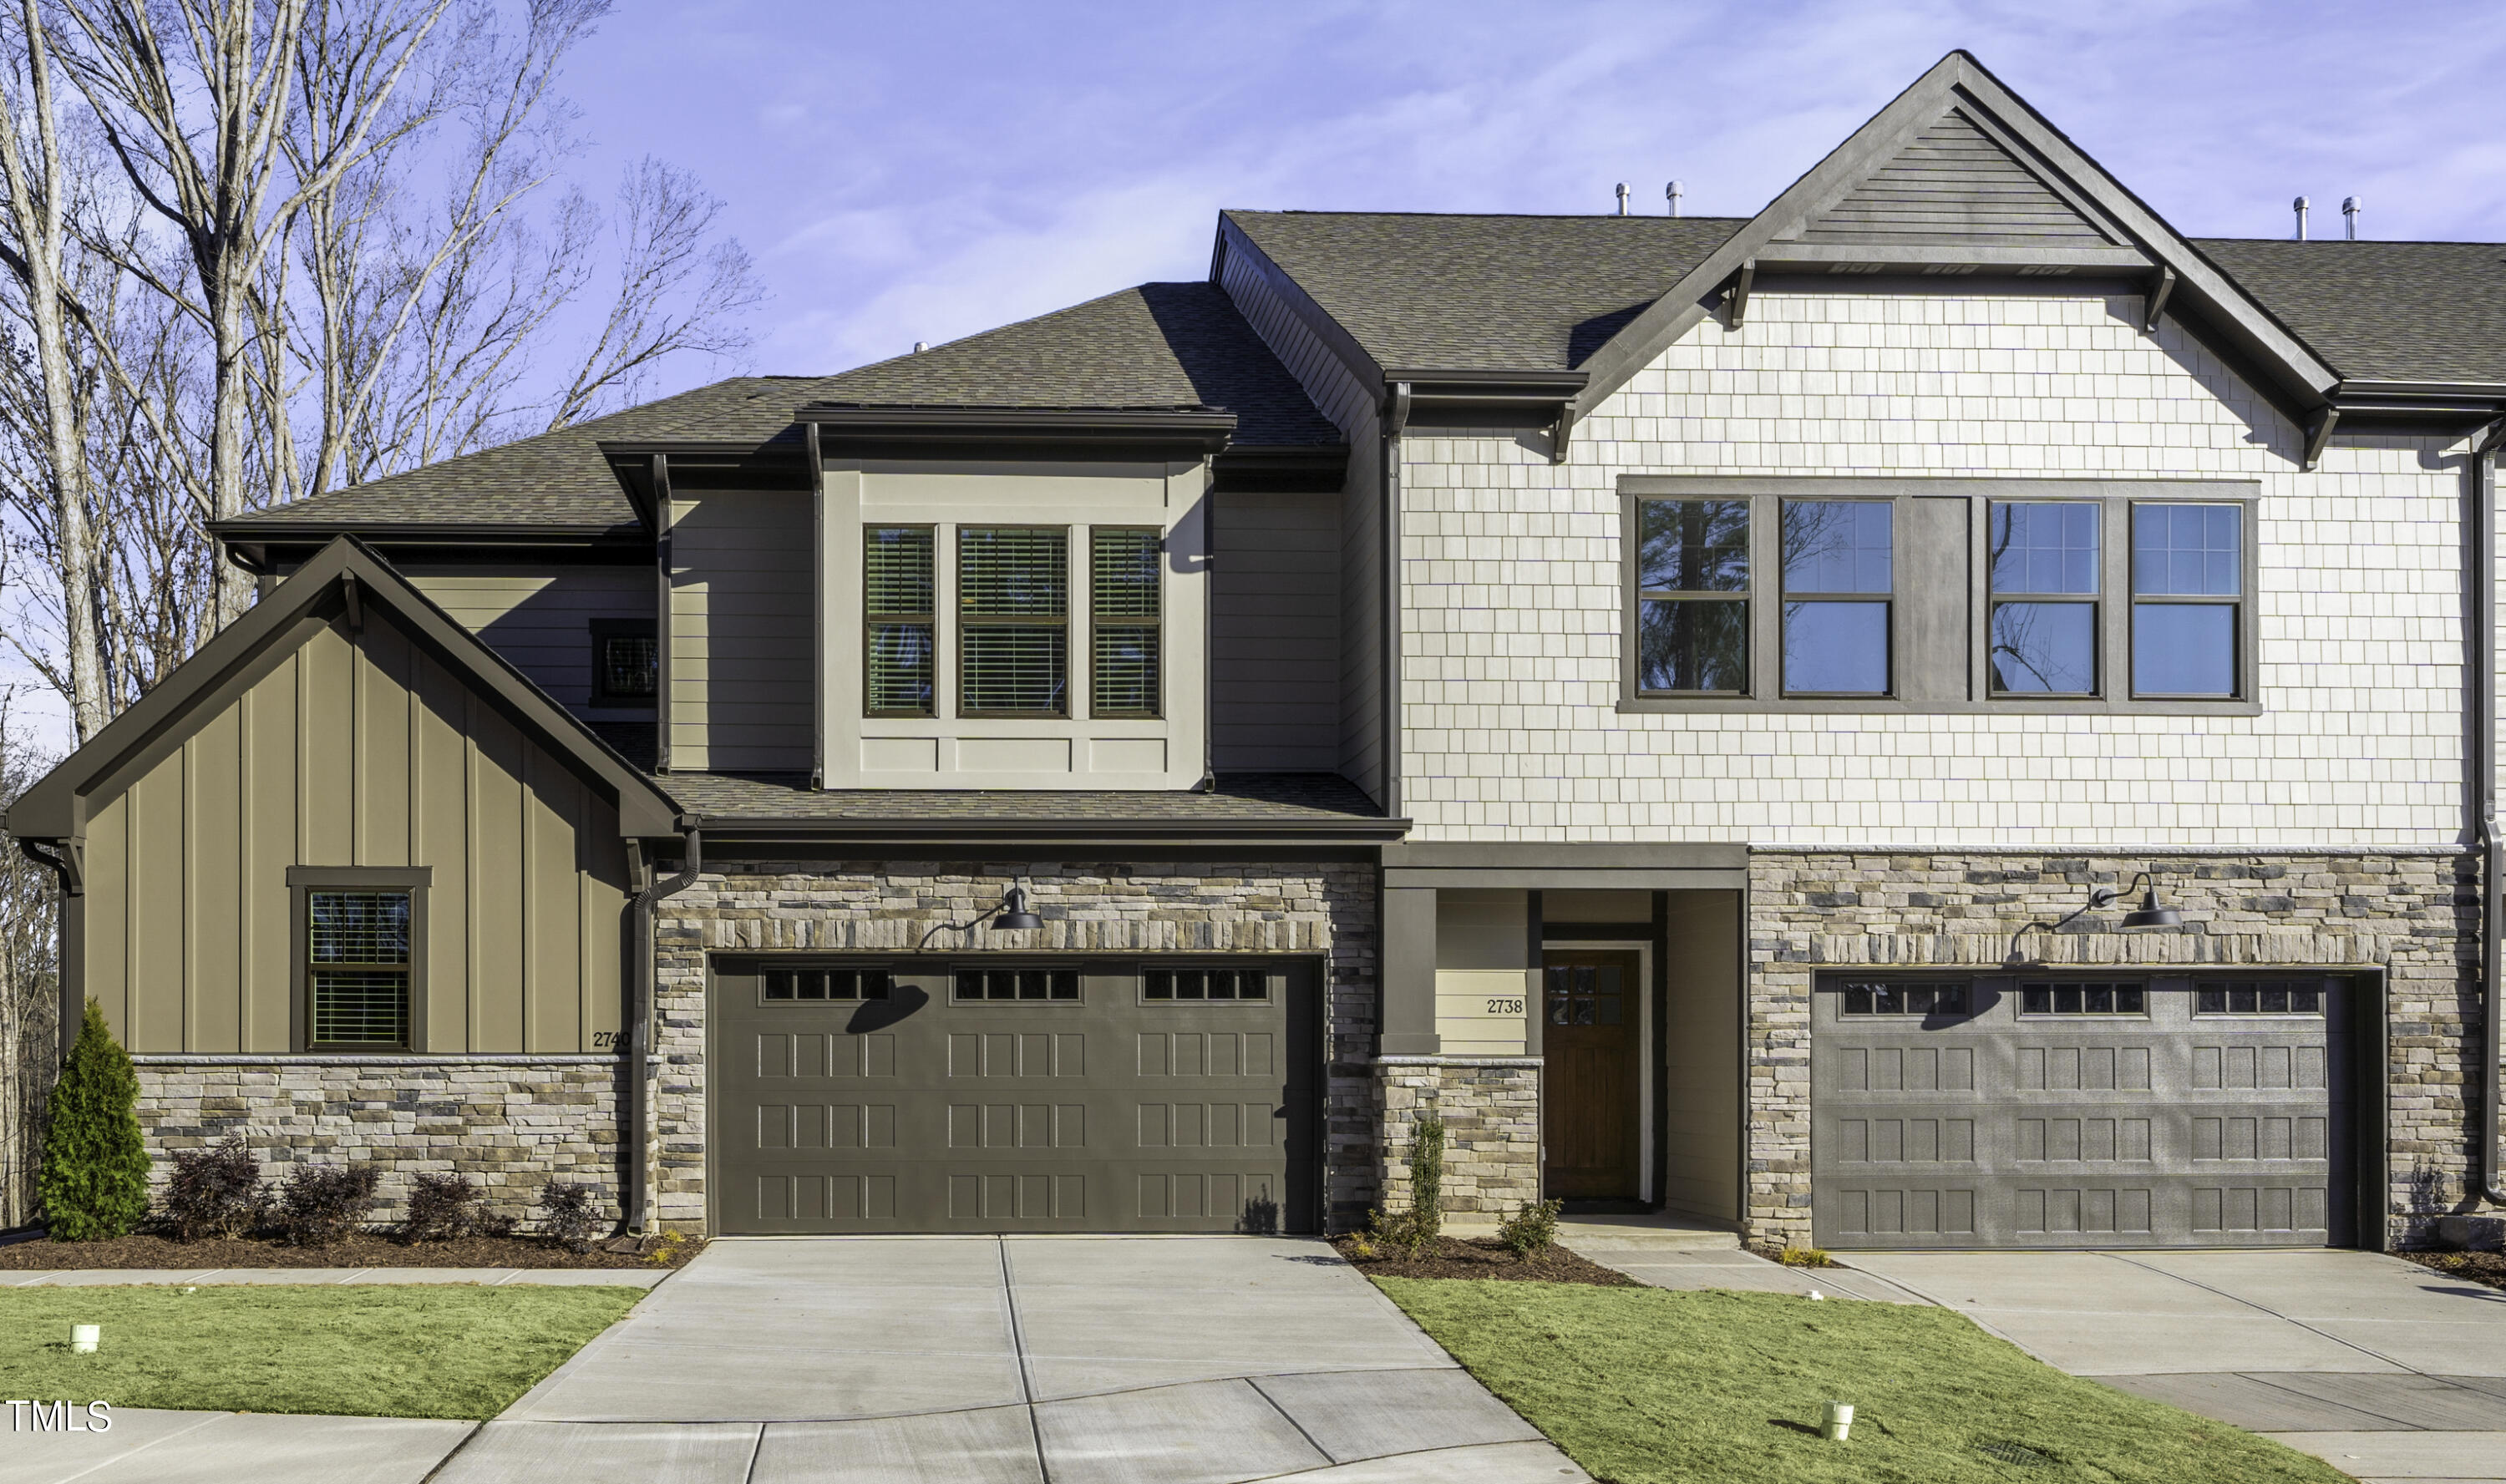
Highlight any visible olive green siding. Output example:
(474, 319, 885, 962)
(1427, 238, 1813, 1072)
(81, 613, 631, 1054)
(670, 490, 814, 772)
(1211, 489, 1342, 772)
(400, 565, 652, 713)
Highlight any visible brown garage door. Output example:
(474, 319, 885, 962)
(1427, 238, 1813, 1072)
(711, 957, 1321, 1234)
(1813, 972, 2360, 1249)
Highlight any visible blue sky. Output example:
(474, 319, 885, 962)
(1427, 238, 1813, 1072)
(564, 0, 2506, 381)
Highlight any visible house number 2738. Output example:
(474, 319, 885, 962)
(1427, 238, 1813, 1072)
(1484, 998, 1523, 1016)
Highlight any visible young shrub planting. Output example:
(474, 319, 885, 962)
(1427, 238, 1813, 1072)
(402, 1172, 485, 1243)
(1498, 1197, 1565, 1263)
(1404, 1114, 1445, 1255)
(536, 1181, 601, 1253)
(161, 1137, 268, 1241)
(38, 1000, 151, 1240)
(274, 1163, 381, 1247)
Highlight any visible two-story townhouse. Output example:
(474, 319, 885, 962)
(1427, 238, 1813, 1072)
(10, 51, 2504, 1252)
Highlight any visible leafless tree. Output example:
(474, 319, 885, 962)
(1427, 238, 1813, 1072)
(0, 687, 61, 1230)
(50, 0, 457, 626)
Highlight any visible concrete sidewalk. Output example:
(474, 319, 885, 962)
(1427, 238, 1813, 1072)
(1844, 1248, 2506, 1484)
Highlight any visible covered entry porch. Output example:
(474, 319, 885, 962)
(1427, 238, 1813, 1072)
(1376, 844, 1747, 1228)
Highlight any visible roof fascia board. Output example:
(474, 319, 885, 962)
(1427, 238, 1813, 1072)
(805, 406, 1236, 456)
(211, 520, 628, 542)
(1569, 52, 2341, 423)
(686, 815, 1411, 846)
(1212, 213, 1389, 410)
(1753, 244, 2153, 271)
(6, 537, 682, 843)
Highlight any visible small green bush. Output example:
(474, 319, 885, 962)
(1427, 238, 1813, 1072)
(1407, 1114, 1445, 1248)
(38, 1000, 150, 1241)
(1777, 1244, 1836, 1268)
(1499, 1197, 1565, 1262)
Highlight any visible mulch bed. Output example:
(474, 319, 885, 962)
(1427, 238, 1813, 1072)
(0, 1229, 700, 1271)
(1331, 1233, 1636, 1286)
(2402, 1249, 2506, 1292)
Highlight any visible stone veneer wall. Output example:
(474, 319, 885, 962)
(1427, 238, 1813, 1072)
(132, 1056, 625, 1226)
(1746, 849, 2478, 1250)
(1376, 1057, 1540, 1218)
(652, 859, 1377, 1233)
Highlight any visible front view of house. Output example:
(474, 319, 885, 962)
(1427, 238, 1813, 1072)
(12, 52, 2503, 1252)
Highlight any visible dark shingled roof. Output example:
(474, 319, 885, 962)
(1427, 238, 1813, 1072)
(219, 284, 1336, 538)
(577, 721, 1392, 830)
(1225, 210, 1749, 372)
(219, 376, 824, 534)
(2192, 239, 2506, 385)
(807, 282, 1339, 444)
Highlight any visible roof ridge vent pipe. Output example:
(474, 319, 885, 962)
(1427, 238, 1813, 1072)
(2293, 195, 2310, 240)
(1615, 182, 1630, 215)
(2343, 196, 2361, 240)
(1667, 180, 1684, 217)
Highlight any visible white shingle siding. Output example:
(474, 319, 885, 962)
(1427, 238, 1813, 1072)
(1397, 290, 2469, 846)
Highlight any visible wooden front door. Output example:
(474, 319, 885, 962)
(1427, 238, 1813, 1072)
(1542, 951, 1641, 1201)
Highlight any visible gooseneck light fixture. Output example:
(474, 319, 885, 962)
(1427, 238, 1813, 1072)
(2003, 871, 2183, 966)
(991, 884, 1043, 932)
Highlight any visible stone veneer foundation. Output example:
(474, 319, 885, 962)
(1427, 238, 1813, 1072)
(132, 1055, 626, 1226)
(1746, 848, 2478, 1251)
(651, 858, 1377, 1233)
(1376, 1057, 1540, 1219)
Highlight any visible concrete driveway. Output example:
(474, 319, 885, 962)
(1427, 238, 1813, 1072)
(1844, 1248, 2506, 1484)
(454, 1235, 1583, 1483)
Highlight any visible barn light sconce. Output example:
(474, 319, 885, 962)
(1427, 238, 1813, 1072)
(2004, 871, 2183, 966)
(989, 885, 1042, 932)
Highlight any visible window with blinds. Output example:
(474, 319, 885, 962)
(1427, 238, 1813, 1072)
(1091, 527, 1160, 717)
(307, 890, 411, 1048)
(865, 526, 936, 716)
(959, 527, 1068, 716)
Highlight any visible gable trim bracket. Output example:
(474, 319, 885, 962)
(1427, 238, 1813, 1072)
(2302, 406, 2341, 472)
(1726, 260, 1757, 328)
(2143, 266, 2176, 334)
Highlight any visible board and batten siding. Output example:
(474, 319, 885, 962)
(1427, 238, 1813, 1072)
(669, 490, 814, 772)
(1211, 489, 1341, 771)
(401, 565, 651, 712)
(80, 613, 630, 1055)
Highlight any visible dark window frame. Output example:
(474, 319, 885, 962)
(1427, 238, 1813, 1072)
(1632, 496, 1753, 696)
(2129, 500, 2249, 701)
(865, 524, 938, 719)
(1837, 980, 1970, 1017)
(951, 966, 1084, 1003)
(1617, 477, 2261, 717)
(287, 866, 429, 1054)
(1986, 499, 2102, 698)
(586, 618, 659, 707)
(956, 524, 1071, 719)
(2016, 978, 2151, 1018)
(1142, 965, 1276, 1005)
(1779, 496, 1896, 698)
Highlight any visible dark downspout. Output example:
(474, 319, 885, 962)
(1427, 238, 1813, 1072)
(17, 838, 77, 1062)
(2475, 424, 2506, 1208)
(1382, 383, 1411, 816)
(626, 823, 702, 1233)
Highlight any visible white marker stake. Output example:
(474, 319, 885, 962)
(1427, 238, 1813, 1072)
(1821, 1400, 1854, 1441)
(71, 1324, 99, 1355)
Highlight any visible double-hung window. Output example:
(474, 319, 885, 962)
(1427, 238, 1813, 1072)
(958, 527, 1069, 717)
(1988, 501, 2099, 695)
(1780, 499, 1891, 696)
(2132, 504, 2242, 697)
(291, 869, 427, 1051)
(1634, 498, 1750, 694)
(1091, 528, 1161, 717)
(865, 526, 936, 717)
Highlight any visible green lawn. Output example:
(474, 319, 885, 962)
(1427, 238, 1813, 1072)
(0, 1284, 643, 1420)
(1376, 1279, 2351, 1484)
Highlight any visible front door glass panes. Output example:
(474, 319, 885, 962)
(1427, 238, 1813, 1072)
(1782, 499, 1890, 695)
(1635, 498, 1749, 693)
(1545, 963, 1622, 1025)
(1988, 501, 2098, 694)
(959, 527, 1068, 715)
(2132, 504, 2240, 696)
(307, 890, 411, 1047)
(866, 526, 936, 715)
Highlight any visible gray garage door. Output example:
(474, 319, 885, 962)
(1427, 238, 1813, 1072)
(1813, 973, 2355, 1249)
(711, 958, 1321, 1235)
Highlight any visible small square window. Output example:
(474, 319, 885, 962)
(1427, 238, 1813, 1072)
(2020, 981, 2146, 1016)
(589, 620, 659, 705)
(2197, 980, 2321, 1016)
(1839, 981, 1968, 1016)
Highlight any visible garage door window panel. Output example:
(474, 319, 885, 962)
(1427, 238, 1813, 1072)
(1840, 981, 1967, 1016)
(2020, 982, 2148, 1016)
(955, 968, 1081, 1002)
(2199, 980, 2322, 1016)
